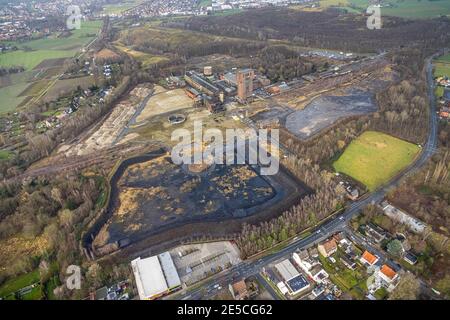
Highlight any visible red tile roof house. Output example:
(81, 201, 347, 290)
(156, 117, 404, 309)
(378, 265, 400, 292)
(360, 250, 379, 267)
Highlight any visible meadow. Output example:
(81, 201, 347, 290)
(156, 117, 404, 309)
(0, 20, 102, 71)
(114, 44, 169, 68)
(434, 62, 450, 78)
(319, 0, 450, 19)
(0, 20, 102, 114)
(433, 54, 450, 98)
(102, 1, 143, 15)
(333, 131, 420, 191)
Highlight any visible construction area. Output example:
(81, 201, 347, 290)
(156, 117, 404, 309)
(285, 88, 376, 139)
(247, 55, 396, 140)
(92, 153, 303, 250)
(135, 86, 193, 123)
(60, 84, 153, 157)
(84, 55, 394, 257)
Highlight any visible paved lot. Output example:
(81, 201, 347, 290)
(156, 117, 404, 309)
(170, 242, 241, 286)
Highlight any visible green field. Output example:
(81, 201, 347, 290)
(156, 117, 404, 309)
(320, 0, 450, 19)
(0, 82, 29, 113)
(436, 54, 450, 63)
(0, 20, 102, 114)
(0, 269, 40, 299)
(0, 150, 13, 160)
(333, 131, 420, 191)
(433, 54, 450, 98)
(0, 20, 102, 71)
(434, 62, 450, 78)
(102, 1, 143, 14)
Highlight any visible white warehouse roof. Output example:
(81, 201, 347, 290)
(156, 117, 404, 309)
(275, 259, 300, 282)
(131, 256, 168, 300)
(131, 252, 182, 300)
(158, 252, 181, 290)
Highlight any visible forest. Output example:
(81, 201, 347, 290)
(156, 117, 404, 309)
(165, 8, 450, 53)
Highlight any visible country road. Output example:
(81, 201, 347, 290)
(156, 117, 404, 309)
(169, 53, 440, 301)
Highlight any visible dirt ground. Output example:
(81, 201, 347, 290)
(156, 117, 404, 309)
(135, 86, 193, 123)
(94, 155, 281, 247)
(61, 84, 153, 157)
(285, 88, 377, 139)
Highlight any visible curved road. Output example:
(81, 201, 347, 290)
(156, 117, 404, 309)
(170, 54, 440, 300)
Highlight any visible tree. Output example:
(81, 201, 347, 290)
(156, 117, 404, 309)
(389, 273, 420, 300)
(85, 263, 104, 289)
(387, 239, 404, 257)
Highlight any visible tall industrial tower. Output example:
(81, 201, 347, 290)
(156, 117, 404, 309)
(236, 69, 254, 102)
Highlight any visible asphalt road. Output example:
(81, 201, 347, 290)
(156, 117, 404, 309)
(171, 53, 439, 301)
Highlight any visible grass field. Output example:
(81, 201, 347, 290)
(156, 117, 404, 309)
(0, 82, 29, 113)
(0, 20, 102, 71)
(102, 0, 143, 14)
(319, 0, 450, 19)
(0, 150, 13, 160)
(0, 50, 73, 71)
(114, 45, 169, 68)
(433, 54, 450, 98)
(436, 54, 450, 63)
(333, 131, 420, 191)
(0, 20, 102, 114)
(0, 269, 40, 299)
(434, 62, 450, 78)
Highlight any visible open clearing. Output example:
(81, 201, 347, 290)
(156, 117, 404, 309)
(318, 0, 450, 19)
(434, 62, 450, 78)
(62, 84, 152, 157)
(0, 83, 30, 113)
(0, 20, 102, 114)
(333, 131, 420, 191)
(114, 45, 169, 68)
(135, 86, 193, 122)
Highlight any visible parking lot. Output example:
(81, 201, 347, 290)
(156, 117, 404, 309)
(170, 242, 241, 286)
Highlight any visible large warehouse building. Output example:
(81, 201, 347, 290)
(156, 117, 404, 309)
(131, 252, 181, 300)
(275, 259, 310, 296)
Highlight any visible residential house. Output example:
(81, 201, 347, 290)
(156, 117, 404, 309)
(379, 265, 399, 286)
(360, 250, 379, 267)
(381, 201, 427, 234)
(340, 254, 356, 270)
(292, 250, 329, 284)
(365, 222, 386, 243)
(229, 280, 249, 300)
(318, 239, 337, 258)
(403, 252, 418, 266)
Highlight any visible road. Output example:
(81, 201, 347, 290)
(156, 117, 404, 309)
(169, 53, 439, 301)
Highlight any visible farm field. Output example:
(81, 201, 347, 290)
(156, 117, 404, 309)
(0, 269, 41, 300)
(0, 20, 102, 71)
(0, 82, 30, 113)
(0, 50, 73, 71)
(434, 62, 450, 78)
(0, 20, 102, 114)
(333, 131, 420, 191)
(433, 54, 450, 98)
(436, 54, 450, 63)
(102, 0, 143, 14)
(319, 0, 450, 19)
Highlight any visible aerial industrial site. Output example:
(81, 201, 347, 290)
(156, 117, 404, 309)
(0, 0, 449, 309)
